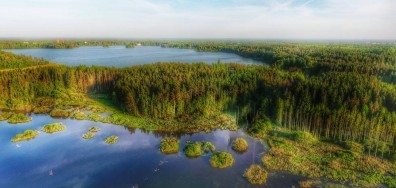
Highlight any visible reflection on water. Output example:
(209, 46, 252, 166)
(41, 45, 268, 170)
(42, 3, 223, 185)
(0, 114, 304, 188)
(5, 46, 263, 67)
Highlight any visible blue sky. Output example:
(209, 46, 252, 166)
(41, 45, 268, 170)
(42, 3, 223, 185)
(0, 0, 395, 39)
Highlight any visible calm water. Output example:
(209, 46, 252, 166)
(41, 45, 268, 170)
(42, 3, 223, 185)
(0, 114, 304, 188)
(5, 46, 263, 67)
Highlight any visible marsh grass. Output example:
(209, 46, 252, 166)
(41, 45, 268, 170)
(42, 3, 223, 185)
(82, 132, 95, 139)
(209, 152, 235, 168)
(243, 164, 268, 185)
(11, 130, 39, 142)
(7, 113, 32, 124)
(89, 126, 100, 132)
(160, 137, 180, 154)
(183, 141, 216, 157)
(104, 135, 118, 144)
(42, 123, 66, 133)
(232, 138, 249, 153)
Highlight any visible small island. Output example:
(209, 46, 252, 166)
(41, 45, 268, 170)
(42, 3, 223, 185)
(89, 126, 100, 132)
(42, 123, 66, 133)
(231, 138, 249, 153)
(160, 137, 180, 154)
(82, 132, 95, 139)
(11, 130, 40, 142)
(243, 164, 268, 185)
(183, 141, 216, 158)
(104, 135, 118, 144)
(209, 152, 234, 168)
(7, 113, 32, 124)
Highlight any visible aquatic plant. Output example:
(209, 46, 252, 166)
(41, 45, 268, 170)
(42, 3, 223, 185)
(73, 111, 86, 120)
(49, 109, 71, 118)
(209, 152, 234, 168)
(89, 126, 100, 132)
(104, 135, 118, 144)
(184, 142, 204, 157)
(88, 113, 101, 122)
(243, 164, 268, 185)
(11, 130, 39, 142)
(0, 112, 12, 121)
(7, 113, 32, 124)
(203, 142, 216, 153)
(232, 138, 249, 152)
(82, 132, 95, 139)
(42, 122, 66, 133)
(159, 137, 180, 154)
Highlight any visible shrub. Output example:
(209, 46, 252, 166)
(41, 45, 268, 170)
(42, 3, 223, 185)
(243, 164, 268, 185)
(160, 137, 180, 154)
(82, 132, 95, 139)
(341, 141, 365, 157)
(11, 130, 40, 142)
(104, 135, 118, 144)
(232, 138, 249, 152)
(0, 112, 12, 121)
(203, 142, 216, 153)
(290, 131, 318, 145)
(7, 113, 32, 124)
(184, 142, 204, 157)
(50, 109, 70, 118)
(248, 119, 273, 138)
(209, 152, 235, 168)
(89, 126, 100, 132)
(42, 123, 66, 133)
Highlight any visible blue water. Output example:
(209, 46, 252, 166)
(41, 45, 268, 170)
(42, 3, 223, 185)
(5, 46, 263, 67)
(0, 114, 304, 188)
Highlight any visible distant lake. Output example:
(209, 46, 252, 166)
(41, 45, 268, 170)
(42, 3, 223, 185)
(0, 114, 304, 188)
(5, 46, 263, 67)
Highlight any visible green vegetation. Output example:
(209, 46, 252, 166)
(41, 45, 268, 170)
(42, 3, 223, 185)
(183, 141, 216, 157)
(232, 138, 249, 152)
(82, 132, 95, 139)
(262, 127, 396, 187)
(0, 112, 12, 121)
(104, 135, 118, 144)
(209, 152, 235, 168)
(203, 142, 216, 153)
(7, 113, 32, 124)
(243, 164, 268, 185)
(1, 40, 396, 186)
(159, 137, 180, 154)
(42, 123, 66, 133)
(11, 130, 39, 142)
(89, 126, 100, 132)
(125, 43, 135, 48)
(184, 142, 204, 157)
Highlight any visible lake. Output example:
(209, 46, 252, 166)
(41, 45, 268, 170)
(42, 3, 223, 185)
(0, 114, 305, 188)
(5, 46, 263, 67)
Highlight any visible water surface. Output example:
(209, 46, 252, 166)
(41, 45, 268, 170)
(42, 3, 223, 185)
(5, 46, 263, 67)
(0, 114, 304, 188)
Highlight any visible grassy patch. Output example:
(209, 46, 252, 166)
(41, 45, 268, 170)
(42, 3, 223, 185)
(82, 132, 95, 139)
(232, 138, 249, 153)
(7, 113, 32, 124)
(0, 112, 12, 121)
(104, 135, 118, 144)
(203, 141, 216, 153)
(159, 137, 180, 154)
(49, 109, 71, 118)
(73, 111, 87, 120)
(209, 152, 235, 168)
(184, 142, 204, 158)
(11, 130, 39, 142)
(42, 122, 66, 133)
(243, 164, 268, 185)
(262, 127, 396, 187)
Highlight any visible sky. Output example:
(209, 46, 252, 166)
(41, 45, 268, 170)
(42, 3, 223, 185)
(0, 0, 395, 40)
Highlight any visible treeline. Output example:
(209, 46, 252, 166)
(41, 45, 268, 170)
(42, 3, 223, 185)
(0, 50, 49, 69)
(0, 40, 137, 49)
(1, 40, 396, 158)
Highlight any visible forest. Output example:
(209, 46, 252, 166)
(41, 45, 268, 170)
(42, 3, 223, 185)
(0, 40, 396, 160)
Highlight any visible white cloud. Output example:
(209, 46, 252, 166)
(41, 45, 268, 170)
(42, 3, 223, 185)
(0, 0, 394, 39)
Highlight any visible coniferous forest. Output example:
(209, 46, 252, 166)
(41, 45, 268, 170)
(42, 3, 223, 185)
(1, 40, 396, 186)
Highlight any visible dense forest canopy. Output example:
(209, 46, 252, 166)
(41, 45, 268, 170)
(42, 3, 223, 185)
(0, 40, 396, 159)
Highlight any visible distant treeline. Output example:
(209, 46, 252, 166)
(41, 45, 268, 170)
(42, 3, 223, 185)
(0, 40, 396, 158)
